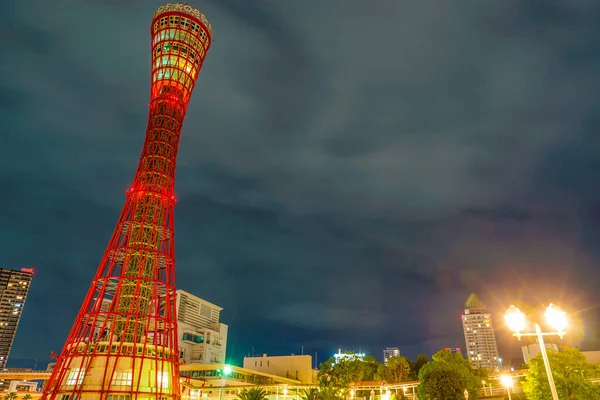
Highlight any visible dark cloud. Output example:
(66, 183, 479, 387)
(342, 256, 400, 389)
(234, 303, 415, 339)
(2, 0, 600, 368)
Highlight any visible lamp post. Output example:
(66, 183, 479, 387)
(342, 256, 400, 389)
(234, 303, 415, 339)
(500, 375, 513, 400)
(218, 365, 232, 400)
(504, 303, 568, 400)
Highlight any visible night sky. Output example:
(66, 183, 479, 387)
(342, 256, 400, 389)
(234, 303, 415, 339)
(1, 0, 600, 369)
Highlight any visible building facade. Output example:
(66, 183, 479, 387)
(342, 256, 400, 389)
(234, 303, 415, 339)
(243, 354, 315, 384)
(582, 350, 600, 364)
(383, 348, 400, 365)
(461, 294, 500, 370)
(8, 379, 38, 392)
(177, 290, 228, 365)
(0, 268, 33, 369)
(443, 347, 462, 355)
(521, 343, 559, 363)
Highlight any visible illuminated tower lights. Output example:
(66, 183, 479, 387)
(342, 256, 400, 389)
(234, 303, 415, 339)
(42, 4, 212, 400)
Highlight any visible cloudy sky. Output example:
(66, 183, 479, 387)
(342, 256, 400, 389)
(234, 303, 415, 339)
(1, 0, 600, 367)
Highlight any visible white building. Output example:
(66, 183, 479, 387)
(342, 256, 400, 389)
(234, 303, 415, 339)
(8, 380, 38, 392)
(243, 354, 315, 384)
(176, 290, 228, 365)
(521, 343, 559, 363)
(582, 350, 600, 364)
(383, 348, 400, 365)
(461, 294, 500, 370)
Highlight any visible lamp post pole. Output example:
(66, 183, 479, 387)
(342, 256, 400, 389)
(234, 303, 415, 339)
(535, 323, 559, 400)
(505, 304, 566, 400)
(218, 373, 224, 400)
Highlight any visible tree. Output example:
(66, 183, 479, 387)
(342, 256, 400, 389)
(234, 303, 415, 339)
(386, 356, 411, 383)
(21, 395, 32, 400)
(5, 393, 17, 400)
(417, 350, 481, 400)
(362, 354, 384, 381)
(237, 387, 267, 400)
(317, 352, 370, 388)
(318, 385, 340, 400)
(410, 354, 429, 380)
(300, 388, 320, 400)
(522, 346, 600, 400)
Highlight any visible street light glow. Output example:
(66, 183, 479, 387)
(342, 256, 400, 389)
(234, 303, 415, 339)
(223, 365, 232, 375)
(500, 375, 513, 388)
(503, 302, 567, 400)
(545, 303, 567, 332)
(504, 305, 526, 333)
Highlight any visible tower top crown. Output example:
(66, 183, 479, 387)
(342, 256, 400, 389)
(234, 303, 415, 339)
(465, 293, 486, 310)
(153, 3, 212, 34)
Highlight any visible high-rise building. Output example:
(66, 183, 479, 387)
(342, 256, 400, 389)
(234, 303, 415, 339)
(41, 4, 212, 400)
(176, 290, 228, 365)
(0, 268, 33, 391)
(383, 347, 400, 365)
(461, 294, 500, 370)
(0, 268, 33, 370)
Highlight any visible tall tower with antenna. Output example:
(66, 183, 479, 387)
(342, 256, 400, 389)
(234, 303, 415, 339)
(42, 4, 212, 400)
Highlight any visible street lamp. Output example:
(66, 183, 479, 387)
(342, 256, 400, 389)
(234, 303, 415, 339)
(500, 375, 513, 400)
(218, 365, 233, 400)
(504, 303, 568, 400)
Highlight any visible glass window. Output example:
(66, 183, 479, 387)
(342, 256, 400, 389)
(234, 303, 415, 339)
(67, 368, 84, 385)
(157, 371, 169, 388)
(113, 370, 132, 386)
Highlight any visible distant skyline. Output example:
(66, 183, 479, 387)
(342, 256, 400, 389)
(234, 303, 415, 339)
(2, 0, 600, 368)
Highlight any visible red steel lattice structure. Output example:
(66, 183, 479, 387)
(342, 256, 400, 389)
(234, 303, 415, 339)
(42, 4, 212, 400)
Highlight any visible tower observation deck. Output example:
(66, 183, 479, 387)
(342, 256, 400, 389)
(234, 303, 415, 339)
(41, 4, 212, 400)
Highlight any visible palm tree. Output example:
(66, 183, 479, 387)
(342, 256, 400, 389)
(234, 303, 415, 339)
(5, 392, 17, 400)
(237, 387, 267, 400)
(318, 386, 338, 400)
(300, 388, 320, 400)
(22, 394, 33, 400)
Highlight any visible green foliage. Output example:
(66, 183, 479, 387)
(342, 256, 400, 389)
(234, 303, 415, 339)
(385, 356, 412, 383)
(236, 387, 267, 400)
(21, 396, 33, 400)
(300, 388, 320, 400)
(317, 351, 384, 388)
(318, 353, 365, 388)
(4, 393, 17, 400)
(410, 354, 429, 380)
(522, 346, 600, 400)
(318, 385, 340, 400)
(391, 393, 408, 400)
(417, 350, 481, 400)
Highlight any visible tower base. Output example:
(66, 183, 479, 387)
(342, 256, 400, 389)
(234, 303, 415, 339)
(47, 341, 177, 400)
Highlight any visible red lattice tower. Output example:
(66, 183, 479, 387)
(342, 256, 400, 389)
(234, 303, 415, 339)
(42, 4, 211, 400)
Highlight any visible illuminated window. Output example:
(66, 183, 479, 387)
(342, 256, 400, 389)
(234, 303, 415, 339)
(113, 370, 132, 386)
(108, 395, 130, 400)
(67, 368, 84, 385)
(157, 371, 169, 388)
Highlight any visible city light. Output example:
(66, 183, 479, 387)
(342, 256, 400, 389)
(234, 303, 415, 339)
(500, 375, 513, 388)
(504, 305, 526, 333)
(223, 365, 232, 376)
(504, 302, 568, 400)
(500, 375, 513, 400)
(545, 303, 568, 333)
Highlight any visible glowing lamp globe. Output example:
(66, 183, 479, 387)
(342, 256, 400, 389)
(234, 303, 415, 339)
(545, 303, 568, 332)
(505, 305, 526, 333)
(500, 375, 513, 388)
